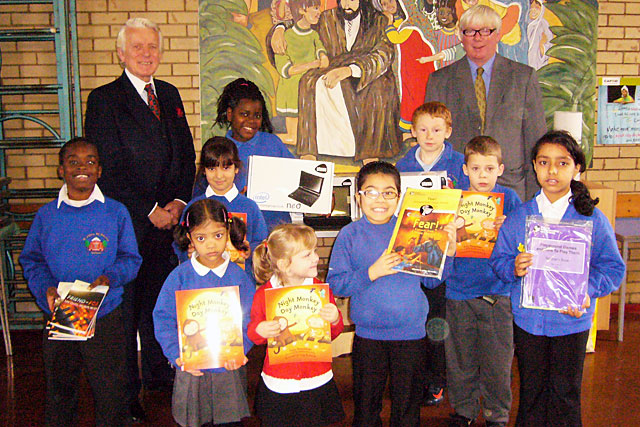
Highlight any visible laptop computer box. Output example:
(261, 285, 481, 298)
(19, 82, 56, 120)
(288, 171, 324, 207)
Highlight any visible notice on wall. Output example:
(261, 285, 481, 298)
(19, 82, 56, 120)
(597, 77, 640, 145)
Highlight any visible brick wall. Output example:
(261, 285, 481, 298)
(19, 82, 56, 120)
(1, 0, 638, 302)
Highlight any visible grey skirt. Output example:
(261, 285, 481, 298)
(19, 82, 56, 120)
(172, 366, 250, 427)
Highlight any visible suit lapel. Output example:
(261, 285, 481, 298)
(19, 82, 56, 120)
(117, 72, 162, 138)
(486, 55, 507, 127)
(456, 57, 480, 118)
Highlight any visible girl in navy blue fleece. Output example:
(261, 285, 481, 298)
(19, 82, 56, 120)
(193, 78, 294, 231)
(154, 199, 255, 427)
(20, 138, 142, 427)
(489, 131, 625, 427)
(327, 161, 456, 427)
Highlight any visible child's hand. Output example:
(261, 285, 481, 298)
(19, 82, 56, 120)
(256, 320, 281, 339)
(560, 294, 591, 318)
(46, 286, 61, 313)
(515, 252, 533, 277)
(89, 275, 110, 289)
(224, 356, 248, 371)
(176, 357, 203, 376)
(368, 251, 401, 281)
(444, 221, 457, 257)
(494, 215, 506, 232)
(319, 303, 340, 325)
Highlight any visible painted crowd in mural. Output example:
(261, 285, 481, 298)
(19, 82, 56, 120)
(199, 0, 597, 168)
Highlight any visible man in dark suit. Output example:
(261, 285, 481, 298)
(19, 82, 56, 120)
(425, 5, 546, 201)
(84, 17, 195, 422)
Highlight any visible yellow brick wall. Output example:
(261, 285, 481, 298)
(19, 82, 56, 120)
(1, 0, 638, 302)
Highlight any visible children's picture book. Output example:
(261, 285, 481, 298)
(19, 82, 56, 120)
(455, 191, 504, 258)
(521, 216, 593, 312)
(227, 212, 248, 270)
(47, 280, 108, 341)
(388, 189, 462, 279)
(264, 284, 332, 365)
(175, 286, 244, 371)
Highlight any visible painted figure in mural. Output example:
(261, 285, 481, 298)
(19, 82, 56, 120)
(272, 0, 330, 145)
(526, 0, 553, 70)
(613, 85, 635, 104)
(425, 5, 546, 200)
(272, 0, 402, 161)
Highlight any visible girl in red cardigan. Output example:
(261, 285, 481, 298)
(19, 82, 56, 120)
(248, 224, 345, 427)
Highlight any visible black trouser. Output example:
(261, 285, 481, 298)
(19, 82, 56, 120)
(352, 335, 426, 427)
(123, 227, 175, 404)
(44, 307, 127, 427)
(513, 324, 589, 427)
(423, 283, 446, 389)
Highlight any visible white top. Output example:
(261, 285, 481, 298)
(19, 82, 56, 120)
(536, 189, 572, 221)
(57, 184, 105, 208)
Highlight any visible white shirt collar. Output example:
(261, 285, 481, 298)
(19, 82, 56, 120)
(536, 189, 572, 221)
(190, 251, 230, 277)
(205, 184, 239, 202)
(269, 274, 315, 288)
(57, 184, 105, 208)
(125, 68, 156, 103)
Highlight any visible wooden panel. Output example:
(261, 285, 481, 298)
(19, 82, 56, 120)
(616, 193, 640, 218)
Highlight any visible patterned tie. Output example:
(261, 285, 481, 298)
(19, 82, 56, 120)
(145, 83, 161, 121)
(475, 67, 486, 133)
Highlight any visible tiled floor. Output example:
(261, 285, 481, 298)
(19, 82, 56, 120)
(2, 313, 639, 426)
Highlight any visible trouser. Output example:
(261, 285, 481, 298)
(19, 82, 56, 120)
(423, 283, 446, 389)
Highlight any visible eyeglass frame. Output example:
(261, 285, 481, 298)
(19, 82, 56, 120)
(461, 28, 497, 37)
(358, 189, 399, 200)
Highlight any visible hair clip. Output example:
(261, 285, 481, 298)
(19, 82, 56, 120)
(240, 82, 248, 86)
(183, 212, 190, 228)
(227, 212, 234, 223)
(264, 241, 268, 250)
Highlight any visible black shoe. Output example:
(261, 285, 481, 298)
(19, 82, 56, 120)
(423, 385, 445, 406)
(448, 413, 473, 427)
(129, 400, 146, 424)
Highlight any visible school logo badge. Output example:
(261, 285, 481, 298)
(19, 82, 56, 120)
(83, 233, 109, 254)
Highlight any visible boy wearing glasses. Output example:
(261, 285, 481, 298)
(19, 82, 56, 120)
(328, 161, 457, 426)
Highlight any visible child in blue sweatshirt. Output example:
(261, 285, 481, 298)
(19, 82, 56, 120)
(327, 161, 456, 427)
(444, 137, 521, 427)
(489, 131, 625, 427)
(395, 101, 468, 406)
(154, 198, 255, 427)
(20, 138, 142, 426)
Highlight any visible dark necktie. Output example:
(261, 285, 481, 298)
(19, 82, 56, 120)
(475, 67, 486, 133)
(145, 83, 161, 121)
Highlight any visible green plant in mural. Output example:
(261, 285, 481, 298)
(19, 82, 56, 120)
(537, 0, 597, 165)
(199, 0, 275, 140)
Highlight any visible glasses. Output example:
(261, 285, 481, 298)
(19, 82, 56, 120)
(461, 28, 496, 37)
(358, 189, 399, 200)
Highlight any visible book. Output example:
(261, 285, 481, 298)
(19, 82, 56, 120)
(387, 188, 462, 279)
(521, 216, 593, 311)
(175, 286, 245, 371)
(227, 212, 248, 270)
(47, 280, 108, 341)
(264, 284, 332, 365)
(455, 191, 504, 258)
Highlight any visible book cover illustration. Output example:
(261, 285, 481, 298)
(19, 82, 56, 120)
(521, 216, 593, 312)
(455, 191, 504, 258)
(388, 189, 462, 279)
(227, 212, 248, 270)
(47, 280, 108, 341)
(264, 284, 331, 365)
(175, 286, 244, 371)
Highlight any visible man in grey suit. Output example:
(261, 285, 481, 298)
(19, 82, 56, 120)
(425, 5, 546, 201)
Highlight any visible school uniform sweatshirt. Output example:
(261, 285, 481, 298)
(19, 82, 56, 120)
(153, 255, 255, 373)
(327, 216, 451, 341)
(447, 183, 522, 300)
(489, 196, 625, 336)
(247, 277, 343, 391)
(395, 141, 469, 189)
(20, 198, 142, 318)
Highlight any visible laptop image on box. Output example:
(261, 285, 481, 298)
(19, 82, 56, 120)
(288, 171, 324, 207)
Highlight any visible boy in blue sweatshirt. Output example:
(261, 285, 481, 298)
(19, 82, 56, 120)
(445, 136, 521, 427)
(20, 138, 142, 427)
(327, 161, 456, 427)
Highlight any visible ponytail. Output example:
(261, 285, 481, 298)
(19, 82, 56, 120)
(253, 240, 273, 284)
(570, 180, 599, 217)
(229, 216, 249, 252)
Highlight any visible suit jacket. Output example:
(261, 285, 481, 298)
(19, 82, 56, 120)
(425, 54, 547, 200)
(85, 72, 196, 237)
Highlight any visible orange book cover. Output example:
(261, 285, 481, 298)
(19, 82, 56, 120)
(264, 284, 332, 365)
(455, 191, 504, 258)
(228, 212, 248, 270)
(175, 286, 245, 371)
(387, 189, 461, 279)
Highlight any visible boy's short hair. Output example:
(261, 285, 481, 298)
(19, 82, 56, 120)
(464, 135, 503, 164)
(356, 161, 401, 193)
(290, 0, 322, 22)
(59, 137, 99, 165)
(411, 102, 453, 129)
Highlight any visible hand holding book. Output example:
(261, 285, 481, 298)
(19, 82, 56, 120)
(368, 252, 401, 281)
(89, 274, 110, 289)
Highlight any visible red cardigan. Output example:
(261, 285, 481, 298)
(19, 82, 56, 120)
(247, 277, 344, 381)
